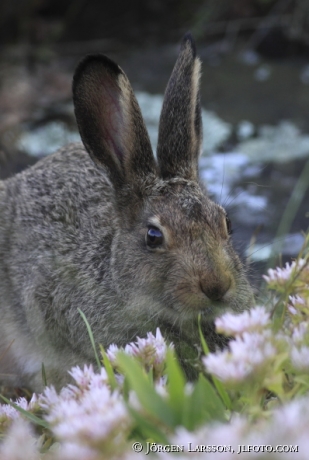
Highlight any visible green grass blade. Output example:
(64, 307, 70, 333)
(99, 344, 118, 390)
(268, 157, 309, 269)
(0, 394, 49, 429)
(78, 309, 101, 370)
(198, 313, 210, 355)
(41, 362, 47, 387)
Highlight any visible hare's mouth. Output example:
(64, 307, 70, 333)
(199, 301, 231, 318)
(204, 303, 231, 320)
(189, 296, 230, 313)
(174, 299, 230, 323)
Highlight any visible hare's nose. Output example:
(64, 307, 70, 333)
(200, 278, 231, 301)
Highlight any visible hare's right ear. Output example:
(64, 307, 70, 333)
(157, 34, 202, 181)
(73, 55, 157, 188)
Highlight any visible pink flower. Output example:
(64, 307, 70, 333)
(0, 394, 38, 423)
(263, 259, 306, 286)
(0, 419, 41, 460)
(215, 306, 270, 336)
(107, 328, 173, 378)
(291, 345, 309, 371)
(203, 331, 276, 385)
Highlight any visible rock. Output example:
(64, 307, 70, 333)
(239, 121, 309, 162)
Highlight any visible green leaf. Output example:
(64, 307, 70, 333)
(294, 375, 309, 388)
(198, 314, 232, 410)
(99, 344, 118, 390)
(166, 349, 186, 422)
(184, 374, 226, 430)
(0, 394, 49, 429)
(116, 352, 176, 427)
(211, 376, 232, 411)
(78, 309, 101, 370)
(127, 406, 170, 444)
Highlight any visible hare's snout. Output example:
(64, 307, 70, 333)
(168, 257, 236, 316)
(199, 276, 232, 302)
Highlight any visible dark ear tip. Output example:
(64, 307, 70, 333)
(73, 54, 121, 92)
(181, 32, 196, 57)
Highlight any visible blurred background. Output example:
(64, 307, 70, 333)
(1, 0, 309, 290)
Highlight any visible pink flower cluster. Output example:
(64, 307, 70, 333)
(107, 327, 173, 378)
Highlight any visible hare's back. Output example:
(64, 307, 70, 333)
(0, 142, 116, 293)
(2, 142, 115, 226)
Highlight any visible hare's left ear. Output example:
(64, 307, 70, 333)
(157, 33, 202, 181)
(73, 55, 157, 190)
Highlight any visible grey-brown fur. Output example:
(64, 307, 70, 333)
(0, 34, 254, 391)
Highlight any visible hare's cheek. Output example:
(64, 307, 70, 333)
(109, 232, 156, 301)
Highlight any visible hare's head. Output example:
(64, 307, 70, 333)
(73, 34, 254, 328)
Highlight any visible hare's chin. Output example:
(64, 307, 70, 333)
(179, 300, 230, 321)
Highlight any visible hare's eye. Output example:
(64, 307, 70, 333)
(225, 215, 232, 235)
(146, 226, 163, 248)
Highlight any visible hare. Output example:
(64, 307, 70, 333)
(0, 34, 254, 391)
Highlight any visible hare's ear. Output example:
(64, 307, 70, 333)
(157, 33, 202, 181)
(73, 55, 157, 188)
